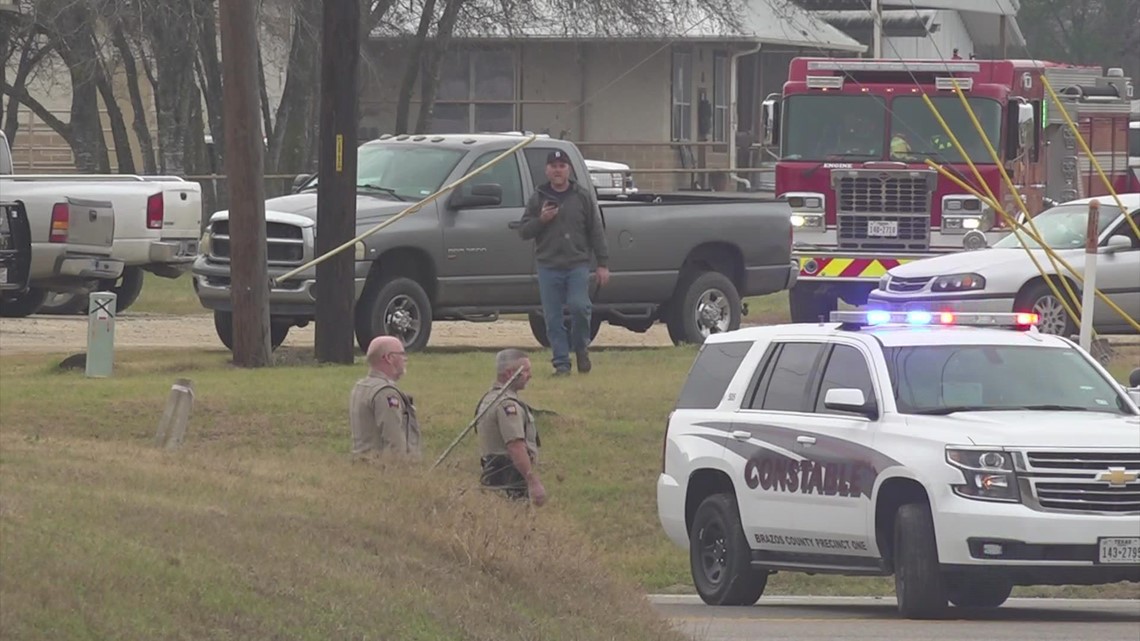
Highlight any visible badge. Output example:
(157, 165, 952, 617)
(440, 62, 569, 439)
(387, 396, 400, 408)
(503, 403, 518, 416)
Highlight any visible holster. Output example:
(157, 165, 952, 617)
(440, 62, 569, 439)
(480, 454, 528, 500)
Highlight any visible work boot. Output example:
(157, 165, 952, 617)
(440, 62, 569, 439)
(575, 349, 592, 373)
(553, 365, 571, 377)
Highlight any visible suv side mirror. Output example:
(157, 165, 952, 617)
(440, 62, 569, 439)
(292, 173, 312, 192)
(824, 388, 878, 419)
(451, 183, 503, 209)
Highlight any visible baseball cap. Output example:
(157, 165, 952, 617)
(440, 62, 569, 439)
(546, 150, 569, 165)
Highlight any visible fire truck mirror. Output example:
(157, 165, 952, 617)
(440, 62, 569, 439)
(762, 95, 781, 147)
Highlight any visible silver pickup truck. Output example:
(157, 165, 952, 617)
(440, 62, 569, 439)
(191, 134, 798, 352)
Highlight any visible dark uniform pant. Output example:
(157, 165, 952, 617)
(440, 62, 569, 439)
(480, 455, 529, 501)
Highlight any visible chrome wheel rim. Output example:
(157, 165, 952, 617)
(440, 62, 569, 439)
(1032, 295, 1069, 335)
(694, 288, 731, 337)
(383, 294, 421, 345)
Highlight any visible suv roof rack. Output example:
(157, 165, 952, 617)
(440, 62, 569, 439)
(830, 310, 1040, 331)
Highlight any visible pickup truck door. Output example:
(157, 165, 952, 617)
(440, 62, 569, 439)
(1093, 211, 1140, 332)
(438, 149, 536, 307)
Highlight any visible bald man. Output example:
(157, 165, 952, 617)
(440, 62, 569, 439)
(349, 335, 422, 462)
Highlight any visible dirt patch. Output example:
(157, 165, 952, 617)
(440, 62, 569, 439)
(0, 312, 674, 355)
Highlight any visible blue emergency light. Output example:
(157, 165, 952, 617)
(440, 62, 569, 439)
(831, 310, 1040, 329)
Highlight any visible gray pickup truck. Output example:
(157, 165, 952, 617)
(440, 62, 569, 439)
(191, 134, 797, 352)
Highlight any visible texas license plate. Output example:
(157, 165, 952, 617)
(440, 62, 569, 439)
(1097, 537, 1140, 564)
(867, 220, 898, 237)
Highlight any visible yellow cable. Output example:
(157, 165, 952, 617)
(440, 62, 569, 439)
(1041, 75, 1140, 243)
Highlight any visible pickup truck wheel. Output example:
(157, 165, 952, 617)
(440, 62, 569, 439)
(354, 277, 432, 353)
(213, 310, 290, 351)
(945, 574, 1012, 609)
(0, 288, 49, 318)
(689, 493, 767, 606)
(38, 291, 89, 315)
(526, 311, 602, 348)
(893, 502, 948, 619)
(672, 271, 741, 345)
(101, 266, 145, 313)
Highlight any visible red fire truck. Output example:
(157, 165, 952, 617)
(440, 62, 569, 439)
(760, 57, 1135, 323)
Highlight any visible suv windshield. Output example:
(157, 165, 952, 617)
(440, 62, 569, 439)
(883, 344, 1133, 415)
(300, 144, 466, 200)
(992, 202, 1123, 250)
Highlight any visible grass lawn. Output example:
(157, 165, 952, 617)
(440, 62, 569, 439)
(128, 272, 208, 316)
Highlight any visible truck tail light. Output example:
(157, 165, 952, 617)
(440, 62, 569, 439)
(146, 193, 164, 230)
(50, 202, 69, 243)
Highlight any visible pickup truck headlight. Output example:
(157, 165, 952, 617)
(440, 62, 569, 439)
(946, 447, 1020, 503)
(932, 273, 985, 292)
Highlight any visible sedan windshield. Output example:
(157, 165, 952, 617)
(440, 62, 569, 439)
(882, 344, 1133, 415)
(300, 145, 466, 200)
(992, 203, 1123, 250)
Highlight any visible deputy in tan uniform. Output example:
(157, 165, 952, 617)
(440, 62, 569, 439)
(474, 348, 547, 506)
(349, 335, 421, 462)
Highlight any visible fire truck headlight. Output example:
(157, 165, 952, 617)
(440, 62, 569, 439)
(791, 214, 824, 229)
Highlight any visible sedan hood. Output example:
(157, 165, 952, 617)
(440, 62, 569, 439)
(908, 411, 1140, 448)
(889, 247, 1083, 278)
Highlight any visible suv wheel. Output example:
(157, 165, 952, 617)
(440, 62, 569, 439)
(946, 573, 1012, 609)
(355, 276, 433, 353)
(893, 502, 948, 619)
(689, 493, 767, 606)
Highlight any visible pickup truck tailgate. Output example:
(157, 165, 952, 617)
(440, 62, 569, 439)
(58, 197, 116, 255)
(156, 182, 203, 241)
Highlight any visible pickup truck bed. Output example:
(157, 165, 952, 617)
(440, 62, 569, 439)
(192, 134, 797, 352)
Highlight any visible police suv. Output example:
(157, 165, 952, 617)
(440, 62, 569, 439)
(657, 310, 1140, 619)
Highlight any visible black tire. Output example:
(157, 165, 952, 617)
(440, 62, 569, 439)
(38, 291, 89, 315)
(1015, 280, 1077, 337)
(893, 502, 948, 619)
(0, 287, 49, 318)
(526, 310, 602, 348)
(213, 310, 290, 351)
(789, 284, 837, 323)
(103, 266, 145, 313)
(354, 276, 433, 353)
(946, 574, 1013, 609)
(689, 493, 768, 606)
(669, 270, 742, 345)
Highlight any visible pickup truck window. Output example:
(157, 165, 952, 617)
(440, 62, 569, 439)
(675, 341, 753, 409)
(305, 145, 466, 200)
(752, 342, 826, 412)
(812, 345, 876, 416)
(883, 344, 1133, 416)
(462, 151, 524, 207)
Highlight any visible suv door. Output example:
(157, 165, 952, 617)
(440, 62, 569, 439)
(439, 149, 536, 306)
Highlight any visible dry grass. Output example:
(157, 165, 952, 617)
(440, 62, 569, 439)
(1, 340, 1138, 639)
(127, 272, 208, 317)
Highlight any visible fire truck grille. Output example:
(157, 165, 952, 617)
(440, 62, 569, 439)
(835, 174, 932, 251)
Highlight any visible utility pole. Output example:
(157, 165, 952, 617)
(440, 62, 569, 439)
(219, 0, 272, 367)
(871, 0, 882, 58)
(314, 0, 360, 364)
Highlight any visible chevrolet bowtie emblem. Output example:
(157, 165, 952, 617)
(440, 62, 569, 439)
(1096, 467, 1138, 487)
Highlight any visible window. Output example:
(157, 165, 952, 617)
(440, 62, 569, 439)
(754, 342, 825, 412)
(672, 50, 692, 141)
(889, 96, 1003, 164)
(813, 345, 876, 416)
(992, 202, 1123, 251)
(430, 48, 517, 134)
(675, 341, 754, 409)
(461, 151, 524, 207)
(781, 94, 887, 161)
(522, 147, 579, 191)
(712, 52, 728, 142)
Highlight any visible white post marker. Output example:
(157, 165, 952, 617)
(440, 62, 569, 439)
(86, 290, 117, 378)
(1079, 200, 1099, 352)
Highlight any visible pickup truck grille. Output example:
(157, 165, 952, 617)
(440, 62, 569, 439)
(833, 171, 934, 252)
(1023, 450, 1140, 514)
(208, 220, 306, 265)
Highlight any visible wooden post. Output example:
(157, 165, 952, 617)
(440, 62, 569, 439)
(1079, 200, 1099, 351)
(314, 0, 360, 364)
(219, 0, 272, 367)
(155, 378, 195, 450)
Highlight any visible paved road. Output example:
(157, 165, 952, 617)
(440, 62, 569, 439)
(649, 595, 1140, 641)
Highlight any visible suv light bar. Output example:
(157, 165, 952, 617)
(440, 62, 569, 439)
(831, 310, 1039, 329)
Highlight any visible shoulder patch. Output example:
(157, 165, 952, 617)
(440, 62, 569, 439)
(387, 395, 401, 408)
(502, 402, 518, 416)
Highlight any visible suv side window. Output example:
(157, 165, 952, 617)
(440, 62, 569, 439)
(675, 341, 754, 409)
(813, 344, 876, 415)
(523, 147, 579, 190)
(752, 342, 826, 412)
(461, 151, 524, 207)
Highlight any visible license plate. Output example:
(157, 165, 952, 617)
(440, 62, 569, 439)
(0, 267, 7, 283)
(867, 220, 898, 237)
(1098, 537, 1140, 564)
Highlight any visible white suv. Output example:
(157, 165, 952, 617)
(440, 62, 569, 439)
(657, 310, 1140, 619)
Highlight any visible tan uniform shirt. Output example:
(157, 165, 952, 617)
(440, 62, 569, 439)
(349, 372, 421, 461)
(475, 382, 539, 463)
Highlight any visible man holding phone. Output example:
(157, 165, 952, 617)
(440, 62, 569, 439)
(517, 150, 610, 376)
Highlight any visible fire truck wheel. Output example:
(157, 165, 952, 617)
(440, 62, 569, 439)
(789, 285, 837, 323)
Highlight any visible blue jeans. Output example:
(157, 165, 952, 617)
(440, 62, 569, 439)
(537, 264, 592, 369)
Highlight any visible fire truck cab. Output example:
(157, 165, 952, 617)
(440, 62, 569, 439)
(760, 58, 1134, 323)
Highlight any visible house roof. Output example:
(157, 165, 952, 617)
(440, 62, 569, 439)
(368, 0, 866, 53)
(791, 0, 1025, 50)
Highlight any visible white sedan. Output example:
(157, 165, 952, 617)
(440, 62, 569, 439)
(868, 194, 1140, 336)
